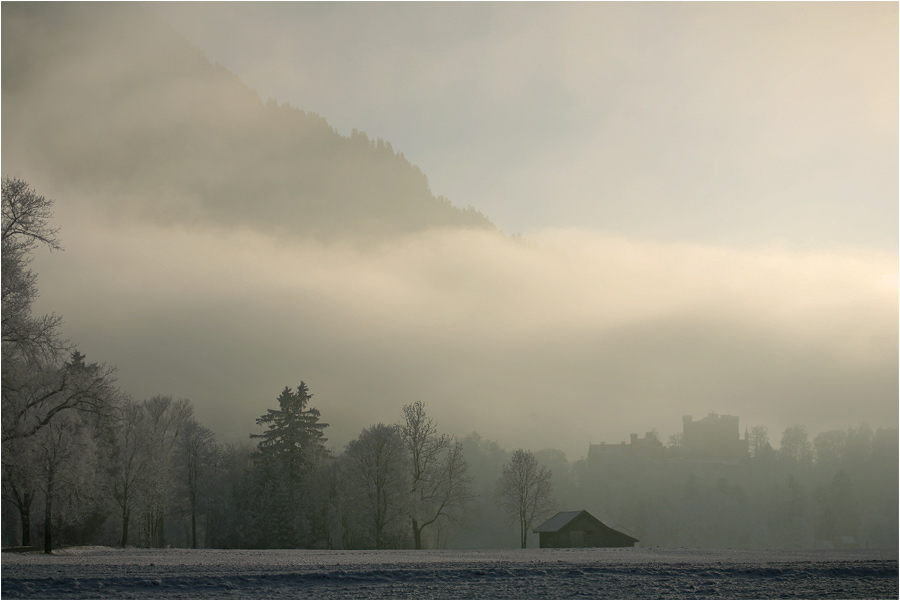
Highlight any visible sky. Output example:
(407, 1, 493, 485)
(155, 2, 898, 247)
(5, 2, 897, 459)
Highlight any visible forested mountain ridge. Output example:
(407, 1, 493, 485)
(1, 3, 492, 237)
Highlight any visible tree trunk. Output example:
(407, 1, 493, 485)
(43, 493, 53, 554)
(412, 519, 423, 550)
(154, 512, 165, 547)
(43, 465, 55, 554)
(520, 515, 528, 549)
(191, 507, 197, 549)
(11, 483, 34, 547)
(121, 506, 130, 547)
(20, 498, 32, 547)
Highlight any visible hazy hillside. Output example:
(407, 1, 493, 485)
(1, 3, 492, 237)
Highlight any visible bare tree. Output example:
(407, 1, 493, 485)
(34, 411, 98, 553)
(1, 177, 62, 360)
(100, 399, 153, 547)
(400, 401, 473, 549)
(497, 449, 557, 548)
(343, 423, 408, 548)
(139, 396, 193, 547)
(3, 350, 117, 444)
(176, 418, 215, 548)
(2, 179, 117, 444)
(668, 432, 683, 453)
(2, 436, 39, 546)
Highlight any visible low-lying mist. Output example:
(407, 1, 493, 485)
(31, 197, 897, 458)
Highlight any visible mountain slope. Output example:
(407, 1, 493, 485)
(1, 3, 493, 237)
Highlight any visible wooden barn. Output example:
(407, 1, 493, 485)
(533, 510, 638, 548)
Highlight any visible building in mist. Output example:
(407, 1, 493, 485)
(587, 412, 749, 464)
(681, 412, 749, 462)
(587, 432, 666, 463)
(534, 510, 639, 548)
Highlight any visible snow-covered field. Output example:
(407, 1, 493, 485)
(2, 546, 896, 599)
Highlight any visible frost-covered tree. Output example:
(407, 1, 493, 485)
(1, 177, 62, 362)
(102, 399, 152, 547)
(2, 436, 39, 546)
(3, 345, 117, 445)
(1, 178, 119, 550)
(343, 423, 408, 549)
(497, 449, 557, 548)
(400, 401, 473, 549)
(34, 411, 100, 553)
(138, 396, 192, 547)
(176, 418, 215, 548)
(1, 179, 117, 444)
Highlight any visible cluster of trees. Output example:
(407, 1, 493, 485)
(0, 182, 556, 552)
(2, 178, 119, 553)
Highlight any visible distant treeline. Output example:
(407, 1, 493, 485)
(572, 423, 897, 550)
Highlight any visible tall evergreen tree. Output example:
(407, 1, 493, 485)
(250, 383, 328, 547)
(252, 384, 328, 480)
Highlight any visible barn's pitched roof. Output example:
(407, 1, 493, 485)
(534, 510, 639, 544)
(533, 510, 588, 533)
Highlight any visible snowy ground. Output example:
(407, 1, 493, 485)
(2, 546, 896, 599)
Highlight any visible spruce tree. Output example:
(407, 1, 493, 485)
(250, 383, 328, 547)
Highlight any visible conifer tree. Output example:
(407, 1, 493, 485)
(252, 384, 328, 479)
(250, 383, 328, 547)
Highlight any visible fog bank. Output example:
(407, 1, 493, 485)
(32, 199, 897, 457)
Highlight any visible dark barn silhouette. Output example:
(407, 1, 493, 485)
(534, 510, 638, 548)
